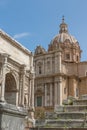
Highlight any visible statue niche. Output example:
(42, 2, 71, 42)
(5, 73, 17, 105)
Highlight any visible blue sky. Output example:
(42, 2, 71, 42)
(0, 0, 87, 61)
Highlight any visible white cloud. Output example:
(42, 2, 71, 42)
(13, 32, 30, 39)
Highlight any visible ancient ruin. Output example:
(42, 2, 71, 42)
(0, 30, 35, 130)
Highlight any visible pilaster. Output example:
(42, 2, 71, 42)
(57, 47, 62, 73)
(45, 83, 47, 106)
(29, 72, 35, 109)
(58, 77, 62, 105)
(0, 53, 9, 102)
(50, 83, 53, 106)
(28, 78, 31, 108)
(54, 82, 58, 105)
(54, 77, 63, 106)
(19, 64, 26, 106)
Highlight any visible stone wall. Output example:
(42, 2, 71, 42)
(0, 102, 27, 130)
(79, 78, 87, 96)
(0, 34, 31, 69)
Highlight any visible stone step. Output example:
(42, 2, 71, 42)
(73, 99, 87, 105)
(64, 105, 87, 112)
(35, 120, 46, 127)
(45, 119, 84, 128)
(55, 105, 87, 113)
(46, 112, 86, 120)
(56, 112, 85, 120)
(80, 94, 87, 100)
(45, 112, 57, 119)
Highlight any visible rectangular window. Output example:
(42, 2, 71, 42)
(37, 96, 42, 106)
(66, 53, 70, 60)
(47, 61, 50, 72)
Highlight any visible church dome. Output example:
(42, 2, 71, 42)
(48, 17, 81, 63)
(50, 33, 78, 45)
(48, 17, 79, 52)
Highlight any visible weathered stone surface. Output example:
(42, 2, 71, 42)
(80, 94, 87, 100)
(45, 119, 84, 128)
(73, 99, 87, 105)
(54, 106, 64, 112)
(64, 105, 87, 112)
(0, 102, 27, 130)
(0, 29, 35, 129)
(35, 98, 87, 128)
(56, 112, 85, 119)
(45, 112, 57, 119)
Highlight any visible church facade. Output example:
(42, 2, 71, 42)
(34, 17, 87, 111)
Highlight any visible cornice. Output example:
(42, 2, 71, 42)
(8, 57, 22, 68)
(34, 49, 63, 58)
(0, 29, 32, 56)
(35, 72, 67, 79)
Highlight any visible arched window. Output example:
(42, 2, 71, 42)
(37, 62, 43, 74)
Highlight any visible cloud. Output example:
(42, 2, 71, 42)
(13, 32, 31, 39)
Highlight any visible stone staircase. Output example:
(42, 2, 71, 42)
(35, 95, 87, 128)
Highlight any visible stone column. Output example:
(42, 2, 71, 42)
(50, 57, 52, 73)
(29, 72, 35, 123)
(0, 54, 9, 102)
(28, 78, 31, 107)
(50, 83, 52, 106)
(58, 77, 62, 105)
(19, 64, 26, 106)
(55, 55, 58, 72)
(19, 74, 22, 105)
(57, 47, 62, 73)
(45, 83, 47, 106)
(22, 66, 26, 106)
(54, 82, 58, 105)
(29, 71, 35, 109)
(57, 44, 62, 105)
(31, 74, 34, 109)
(54, 78, 62, 106)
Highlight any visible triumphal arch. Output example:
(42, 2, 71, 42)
(0, 29, 34, 130)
